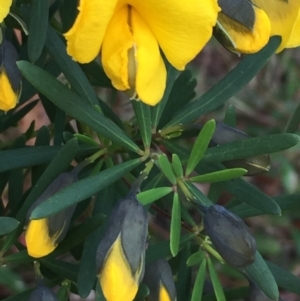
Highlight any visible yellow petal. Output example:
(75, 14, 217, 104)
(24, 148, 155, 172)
(0, 0, 12, 23)
(128, 0, 220, 70)
(253, 0, 300, 52)
(100, 234, 138, 301)
(286, 10, 300, 48)
(101, 6, 133, 91)
(217, 6, 271, 53)
(64, 0, 118, 63)
(131, 8, 166, 106)
(159, 284, 172, 301)
(0, 69, 18, 111)
(25, 219, 57, 258)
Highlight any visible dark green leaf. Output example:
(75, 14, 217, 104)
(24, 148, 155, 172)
(244, 251, 279, 300)
(17, 60, 141, 153)
(207, 256, 226, 301)
(224, 105, 236, 127)
(186, 119, 216, 176)
(170, 192, 181, 256)
(191, 259, 206, 301)
(285, 100, 300, 133)
(164, 37, 281, 127)
(158, 154, 176, 184)
(137, 187, 173, 205)
(30, 159, 141, 218)
(132, 101, 152, 148)
(28, 0, 48, 62)
(187, 250, 205, 267)
(0, 217, 19, 236)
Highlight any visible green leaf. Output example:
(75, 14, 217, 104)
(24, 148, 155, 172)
(187, 250, 205, 267)
(0, 266, 26, 293)
(132, 101, 152, 148)
(172, 154, 183, 178)
(191, 258, 207, 301)
(137, 187, 173, 205)
(202, 286, 249, 301)
(207, 256, 226, 301)
(0, 217, 19, 236)
(185, 182, 213, 207)
(17, 60, 141, 153)
(28, 0, 48, 62)
(285, 99, 300, 133)
(56, 281, 70, 301)
(30, 159, 141, 218)
(189, 168, 247, 183)
(244, 251, 279, 300)
(224, 105, 236, 127)
(202, 133, 300, 163)
(186, 119, 216, 176)
(164, 36, 281, 127)
(151, 64, 179, 129)
(45, 27, 99, 107)
(158, 154, 176, 184)
(267, 261, 300, 295)
(170, 192, 181, 257)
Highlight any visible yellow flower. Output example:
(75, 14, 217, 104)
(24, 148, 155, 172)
(0, 40, 21, 111)
(252, 0, 300, 51)
(0, 0, 12, 23)
(64, 0, 220, 106)
(215, 0, 271, 54)
(96, 196, 147, 301)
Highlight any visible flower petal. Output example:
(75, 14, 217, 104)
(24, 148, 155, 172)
(0, 0, 12, 23)
(286, 10, 300, 48)
(100, 234, 138, 301)
(0, 70, 18, 111)
(253, 0, 300, 52)
(216, 6, 271, 54)
(64, 0, 118, 63)
(128, 0, 220, 70)
(131, 9, 166, 106)
(25, 219, 57, 258)
(101, 6, 133, 91)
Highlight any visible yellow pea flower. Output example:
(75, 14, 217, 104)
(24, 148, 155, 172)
(0, 40, 21, 111)
(64, 0, 220, 106)
(215, 0, 271, 54)
(0, 0, 12, 23)
(143, 259, 176, 301)
(96, 196, 147, 301)
(252, 0, 300, 51)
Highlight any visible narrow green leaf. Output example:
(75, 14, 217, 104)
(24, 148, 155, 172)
(151, 64, 179, 129)
(185, 182, 213, 207)
(177, 246, 192, 301)
(164, 37, 281, 127)
(187, 250, 205, 266)
(267, 260, 300, 295)
(45, 27, 99, 107)
(132, 101, 152, 148)
(186, 120, 216, 176)
(202, 286, 249, 301)
(137, 187, 173, 205)
(56, 281, 70, 301)
(74, 134, 100, 147)
(170, 192, 181, 257)
(8, 169, 24, 211)
(244, 251, 279, 300)
(285, 100, 300, 133)
(0, 217, 19, 236)
(17, 60, 141, 153)
(191, 259, 207, 301)
(28, 0, 48, 62)
(207, 256, 226, 301)
(158, 154, 176, 184)
(224, 105, 237, 127)
(172, 154, 183, 178)
(189, 168, 247, 183)
(30, 159, 141, 218)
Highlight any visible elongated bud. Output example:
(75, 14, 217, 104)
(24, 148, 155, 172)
(28, 283, 58, 301)
(211, 122, 270, 176)
(0, 39, 22, 111)
(203, 205, 256, 268)
(96, 195, 148, 301)
(25, 165, 85, 258)
(143, 259, 176, 301)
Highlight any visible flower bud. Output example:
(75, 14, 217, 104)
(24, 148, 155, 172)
(25, 171, 78, 258)
(28, 283, 58, 301)
(96, 196, 148, 301)
(203, 205, 256, 268)
(0, 40, 22, 111)
(211, 122, 270, 176)
(143, 259, 176, 301)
